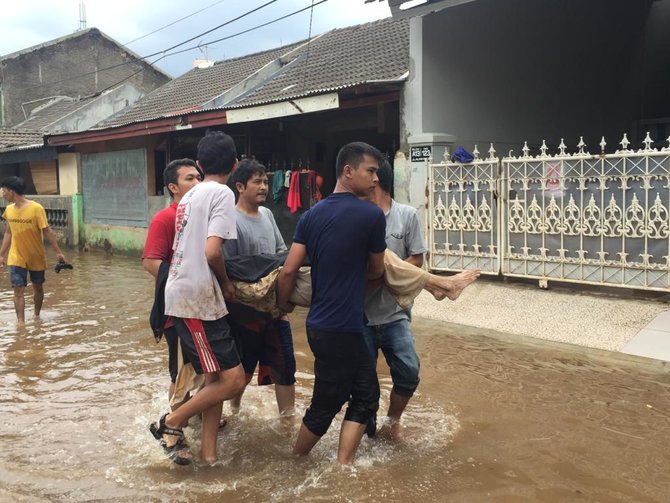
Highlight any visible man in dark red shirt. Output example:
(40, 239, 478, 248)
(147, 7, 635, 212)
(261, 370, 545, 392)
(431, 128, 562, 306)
(142, 158, 201, 408)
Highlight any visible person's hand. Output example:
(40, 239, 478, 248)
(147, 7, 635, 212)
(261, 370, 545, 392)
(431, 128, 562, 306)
(0, 256, 4, 268)
(222, 280, 236, 302)
(56, 253, 66, 263)
(277, 301, 296, 314)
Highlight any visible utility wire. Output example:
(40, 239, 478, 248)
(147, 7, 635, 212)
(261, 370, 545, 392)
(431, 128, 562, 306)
(27, 0, 328, 92)
(123, 0, 229, 46)
(97, 0, 329, 96)
(159, 0, 277, 56)
(300, 0, 316, 91)
(21, 0, 279, 91)
(159, 0, 328, 58)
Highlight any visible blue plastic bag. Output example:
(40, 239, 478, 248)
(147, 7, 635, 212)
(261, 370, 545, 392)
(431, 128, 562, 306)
(451, 146, 474, 163)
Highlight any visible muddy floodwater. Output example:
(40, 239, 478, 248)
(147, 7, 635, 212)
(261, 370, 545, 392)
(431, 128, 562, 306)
(0, 250, 669, 502)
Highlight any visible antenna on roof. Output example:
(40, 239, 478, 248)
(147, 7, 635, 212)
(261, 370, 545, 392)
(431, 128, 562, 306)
(78, 2, 87, 31)
(198, 43, 209, 61)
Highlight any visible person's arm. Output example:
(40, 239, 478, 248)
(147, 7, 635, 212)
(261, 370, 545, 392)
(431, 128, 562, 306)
(405, 253, 423, 268)
(403, 209, 426, 268)
(43, 226, 65, 263)
(205, 235, 235, 302)
(277, 242, 307, 313)
(0, 224, 11, 268)
(142, 258, 162, 278)
(367, 251, 385, 280)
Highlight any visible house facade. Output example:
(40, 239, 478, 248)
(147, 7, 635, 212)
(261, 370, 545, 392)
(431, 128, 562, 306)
(0, 28, 170, 247)
(47, 18, 409, 253)
(393, 0, 670, 291)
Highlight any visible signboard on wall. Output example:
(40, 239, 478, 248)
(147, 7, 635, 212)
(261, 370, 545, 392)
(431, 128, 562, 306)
(410, 145, 432, 162)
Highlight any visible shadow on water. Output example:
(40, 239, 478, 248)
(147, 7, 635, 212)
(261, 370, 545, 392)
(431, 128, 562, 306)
(0, 250, 668, 502)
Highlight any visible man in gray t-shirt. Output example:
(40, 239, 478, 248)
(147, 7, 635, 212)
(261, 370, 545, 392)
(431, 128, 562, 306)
(363, 160, 427, 442)
(224, 160, 296, 418)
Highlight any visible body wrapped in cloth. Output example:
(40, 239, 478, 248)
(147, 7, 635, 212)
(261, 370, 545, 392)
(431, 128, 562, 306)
(170, 249, 429, 407)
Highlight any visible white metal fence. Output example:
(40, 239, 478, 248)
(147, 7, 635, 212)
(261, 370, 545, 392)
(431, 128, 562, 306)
(428, 134, 670, 291)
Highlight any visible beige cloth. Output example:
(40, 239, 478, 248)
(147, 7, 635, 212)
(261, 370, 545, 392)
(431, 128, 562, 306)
(232, 266, 312, 318)
(169, 250, 428, 407)
(232, 250, 427, 313)
(382, 249, 430, 308)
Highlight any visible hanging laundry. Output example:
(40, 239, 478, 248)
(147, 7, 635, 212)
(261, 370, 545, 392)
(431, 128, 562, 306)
(304, 170, 318, 207)
(284, 170, 292, 188)
(315, 174, 323, 202)
(287, 170, 302, 214)
(271, 169, 285, 202)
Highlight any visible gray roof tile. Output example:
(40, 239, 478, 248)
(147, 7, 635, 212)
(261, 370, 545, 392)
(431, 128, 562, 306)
(96, 17, 408, 129)
(0, 129, 44, 152)
(15, 97, 97, 131)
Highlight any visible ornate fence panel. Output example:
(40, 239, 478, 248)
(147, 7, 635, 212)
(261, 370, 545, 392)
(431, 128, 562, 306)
(428, 147, 501, 275)
(501, 135, 670, 291)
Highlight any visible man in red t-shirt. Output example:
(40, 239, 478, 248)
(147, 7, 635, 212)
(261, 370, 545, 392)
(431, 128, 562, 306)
(142, 158, 201, 408)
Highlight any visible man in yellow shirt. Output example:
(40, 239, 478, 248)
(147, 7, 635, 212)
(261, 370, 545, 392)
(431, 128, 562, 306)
(0, 176, 66, 323)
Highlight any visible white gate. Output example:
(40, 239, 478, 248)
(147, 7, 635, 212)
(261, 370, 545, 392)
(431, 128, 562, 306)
(427, 134, 670, 292)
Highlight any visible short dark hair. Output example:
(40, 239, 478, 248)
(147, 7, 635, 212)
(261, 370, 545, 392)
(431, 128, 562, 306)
(230, 159, 266, 190)
(197, 131, 237, 176)
(163, 158, 197, 197)
(1, 176, 26, 195)
(335, 142, 383, 178)
(377, 159, 393, 194)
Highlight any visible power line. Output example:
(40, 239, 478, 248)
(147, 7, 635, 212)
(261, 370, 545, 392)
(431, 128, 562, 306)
(159, 0, 328, 59)
(20, 0, 278, 92)
(98, 0, 329, 96)
(123, 0, 229, 46)
(159, 0, 277, 56)
(301, 0, 316, 91)
(23, 0, 332, 98)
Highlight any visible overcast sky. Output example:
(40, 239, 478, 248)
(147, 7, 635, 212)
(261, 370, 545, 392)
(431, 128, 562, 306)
(0, 0, 392, 78)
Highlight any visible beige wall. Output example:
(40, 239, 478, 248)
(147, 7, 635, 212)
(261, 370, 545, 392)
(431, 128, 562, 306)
(58, 152, 80, 195)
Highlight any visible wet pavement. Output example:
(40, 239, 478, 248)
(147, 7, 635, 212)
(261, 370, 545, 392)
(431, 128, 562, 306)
(0, 250, 669, 502)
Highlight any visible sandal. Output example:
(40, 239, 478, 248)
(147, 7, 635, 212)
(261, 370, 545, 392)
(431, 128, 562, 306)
(149, 413, 192, 465)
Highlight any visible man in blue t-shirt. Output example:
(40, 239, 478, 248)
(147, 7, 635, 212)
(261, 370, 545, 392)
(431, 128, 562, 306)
(277, 142, 386, 465)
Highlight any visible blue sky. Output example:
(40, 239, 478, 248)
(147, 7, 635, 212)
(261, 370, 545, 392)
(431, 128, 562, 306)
(1, 0, 392, 78)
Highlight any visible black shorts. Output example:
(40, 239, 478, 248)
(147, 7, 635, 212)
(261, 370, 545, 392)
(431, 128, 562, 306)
(172, 317, 240, 375)
(302, 328, 379, 437)
(227, 302, 296, 386)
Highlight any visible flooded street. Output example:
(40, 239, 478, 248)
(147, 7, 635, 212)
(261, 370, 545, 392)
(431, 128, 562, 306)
(0, 250, 669, 502)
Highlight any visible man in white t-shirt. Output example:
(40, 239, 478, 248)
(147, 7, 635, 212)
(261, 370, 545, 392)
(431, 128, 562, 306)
(149, 131, 245, 465)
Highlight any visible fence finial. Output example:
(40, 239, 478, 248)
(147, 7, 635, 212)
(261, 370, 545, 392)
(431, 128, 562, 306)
(643, 132, 653, 152)
(488, 143, 496, 160)
(522, 141, 530, 158)
(577, 136, 586, 155)
(558, 138, 567, 156)
(540, 140, 548, 157)
(666, 136, 670, 150)
(472, 145, 480, 160)
(620, 133, 630, 151)
(600, 136, 606, 154)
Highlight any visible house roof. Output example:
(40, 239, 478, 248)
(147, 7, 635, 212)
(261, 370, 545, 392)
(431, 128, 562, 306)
(95, 17, 408, 130)
(0, 129, 44, 153)
(226, 16, 409, 109)
(0, 28, 167, 78)
(96, 42, 303, 128)
(14, 96, 98, 131)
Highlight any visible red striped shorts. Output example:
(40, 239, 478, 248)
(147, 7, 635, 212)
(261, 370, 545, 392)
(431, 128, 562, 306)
(172, 316, 240, 374)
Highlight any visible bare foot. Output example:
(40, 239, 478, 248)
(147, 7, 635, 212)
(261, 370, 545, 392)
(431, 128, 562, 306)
(426, 269, 481, 301)
(377, 418, 404, 443)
